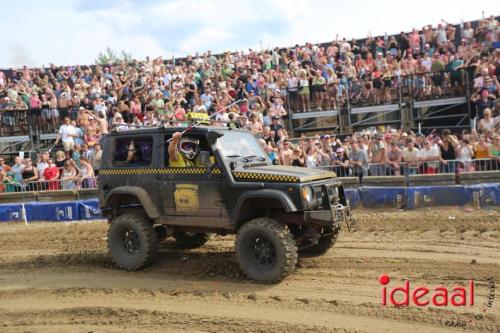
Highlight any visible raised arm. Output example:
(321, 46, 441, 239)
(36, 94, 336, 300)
(168, 132, 182, 162)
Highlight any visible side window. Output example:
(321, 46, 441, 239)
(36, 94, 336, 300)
(113, 138, 153, 166)
(164, 134, 216, 167)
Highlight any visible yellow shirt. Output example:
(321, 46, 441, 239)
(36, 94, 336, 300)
(169, 152, 216, 168)
(169, 152, 195, 167)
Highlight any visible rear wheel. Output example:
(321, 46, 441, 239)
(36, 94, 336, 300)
(236, 217, 298, 284)
(108, 213, 158, 270)
(173, 231, 210, 249)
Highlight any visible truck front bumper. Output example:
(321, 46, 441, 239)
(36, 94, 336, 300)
(303, 204, 355, 231)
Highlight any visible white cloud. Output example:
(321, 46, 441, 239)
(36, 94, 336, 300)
(179, 27, 235, 54)
(0, 0, 497, 68)
(0, 2, 168, 67)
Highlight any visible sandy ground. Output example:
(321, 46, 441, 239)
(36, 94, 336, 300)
(0, 207, 499, 333)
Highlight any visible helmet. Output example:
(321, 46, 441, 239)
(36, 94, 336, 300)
(178, 136, 199, 160)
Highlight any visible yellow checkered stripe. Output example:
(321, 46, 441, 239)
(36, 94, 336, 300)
(100, 168, 222, 175)
(300, 172, 337, 182)
(98, 168, 334, 183)
(233, 172, 299, 183)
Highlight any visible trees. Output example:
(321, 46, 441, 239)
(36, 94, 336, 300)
(95, 47, 133, 65)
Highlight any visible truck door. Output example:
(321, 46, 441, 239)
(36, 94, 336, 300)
(158, 133, 223, 219)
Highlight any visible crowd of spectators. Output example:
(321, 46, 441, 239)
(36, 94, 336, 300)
(0, 149, 98, 193)
(262, 126, 500, 180)
(0, 16, 499, 191)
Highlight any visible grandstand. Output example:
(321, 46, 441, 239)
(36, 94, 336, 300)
(0, 14, 498, 191)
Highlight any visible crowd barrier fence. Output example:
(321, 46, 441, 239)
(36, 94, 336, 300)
(0, 183, 498, 222)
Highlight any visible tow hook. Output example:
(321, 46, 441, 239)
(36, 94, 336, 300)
(332, 204, 357, 232)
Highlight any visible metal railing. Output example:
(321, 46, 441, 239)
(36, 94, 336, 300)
(0, 176, 98, 193)
(317, 158, 499, 177)
(0, 109, 29, 135)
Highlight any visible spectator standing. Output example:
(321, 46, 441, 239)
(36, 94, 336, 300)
(37, 153, 49, 177)
(72, 144, 82, 168)
(54, 150, 67, 176)
(369, 135, 386, 176)
(305, 147, 317, 168)
(37, 153, 49, 190)
(332, 148, 350, 177)
(418, 139, 441, 174)
(298, 70, 311, 112)
(11, 156, 25, 190)
(269, 117, 283, 143)
(55, 117, 77, 152)
(489, 135, 500, 170)
(439, 132, 457, 173)
(291, 146, 305, 167)
(43, 159, 60, 190)
(455, 137, 475, 172)
(279, 140, 294, 166)
(349, 140, 368, 182)
(402, 139, 420, 175)
(91, 143, 102, 176)
(21, 159, 38, 191)
(386, 141, 403, 175)
(78, 157, 96, 189)
(97, 111, 109, 135)
(478, 108, 499, 135)
(0, 157, 12, 174)
(474, 135, 491, 170)
(29, 92, 42, 129)
(61, 160, 78, 190)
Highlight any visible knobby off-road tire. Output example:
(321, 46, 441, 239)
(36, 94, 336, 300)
(173, 232, 210, 249)
(236, 217, 298, 284)
(108, 213, 158, 270)
(301, 227, 340, 255)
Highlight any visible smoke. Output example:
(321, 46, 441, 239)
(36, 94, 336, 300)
(6, 43, 35, 68)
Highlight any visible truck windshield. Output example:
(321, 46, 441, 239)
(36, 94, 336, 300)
(216, 131, 270, 164)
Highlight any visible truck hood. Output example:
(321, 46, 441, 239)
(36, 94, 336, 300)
(232, 165, 336, 183)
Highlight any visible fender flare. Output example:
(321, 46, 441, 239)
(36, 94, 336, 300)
(231, 189, 298, 225)
(104, 186, 160, 219)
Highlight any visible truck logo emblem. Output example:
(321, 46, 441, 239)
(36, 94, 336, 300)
(174, 184, 199, 213)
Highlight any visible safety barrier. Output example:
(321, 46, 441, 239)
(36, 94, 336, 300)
(1, 177, 98, 193)
(0, 203, 23, 222)
(0, 199, 101, 222)
(1, 183, 498, 222)
(319, 159, 499, 177)
(25, 201, 79, 221)
(406, 185, 468, 209)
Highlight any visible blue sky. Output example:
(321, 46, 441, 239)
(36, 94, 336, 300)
(0, 1, 497, 67)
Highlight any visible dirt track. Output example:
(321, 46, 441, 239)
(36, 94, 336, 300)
(1, 208, 499, 333)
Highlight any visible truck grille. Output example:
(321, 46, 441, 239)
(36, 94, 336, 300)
(312, 183, 341, 209)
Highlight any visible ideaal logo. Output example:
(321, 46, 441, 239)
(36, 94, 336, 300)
(378, 274, 474, 307)
(378, 274, 495, 328)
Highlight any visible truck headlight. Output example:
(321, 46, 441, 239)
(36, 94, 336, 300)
(301, 186, 314, 203)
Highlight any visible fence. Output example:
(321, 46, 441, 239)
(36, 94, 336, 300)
(284, 69, 473, 111)
(0, 177, 98, 193)
(320, 158, 499, 177)
(0, 109, 29, 135)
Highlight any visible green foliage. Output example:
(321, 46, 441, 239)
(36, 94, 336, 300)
(95, 47, 133, 65)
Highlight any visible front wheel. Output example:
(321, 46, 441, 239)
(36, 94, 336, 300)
(236, 217, 298, 284)
(300, 227, 339, 255)
(108, 213, 158, 270)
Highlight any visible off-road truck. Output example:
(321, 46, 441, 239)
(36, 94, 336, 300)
(98, 126, 354, 283)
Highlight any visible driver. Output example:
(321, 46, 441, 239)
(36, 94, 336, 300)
(169, 132, 199, 167)
(168, 132, 214, 167)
